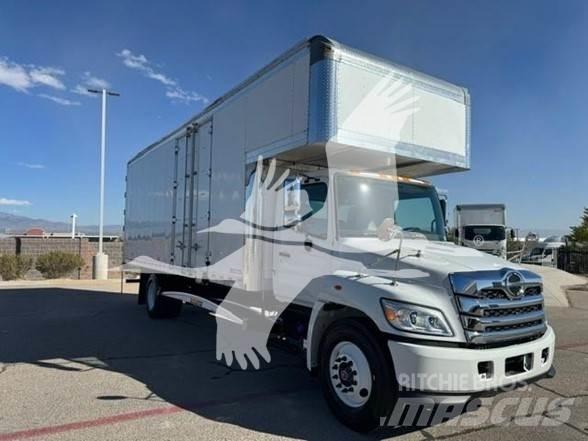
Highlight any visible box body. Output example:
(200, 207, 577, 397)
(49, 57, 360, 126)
(124, 36, 471, 267)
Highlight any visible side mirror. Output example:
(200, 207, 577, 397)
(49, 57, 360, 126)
(439, 199, 447, 223)
(510, 229, 515, 240)
(283, 178, 302, 227)
(454, 228, 459, 239)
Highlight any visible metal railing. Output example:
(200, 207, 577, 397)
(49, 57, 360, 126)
(557, 247, 588, 275)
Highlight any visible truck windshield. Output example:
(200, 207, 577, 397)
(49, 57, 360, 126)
(335, 175, 446, 241)
(464, 226, 506, 241)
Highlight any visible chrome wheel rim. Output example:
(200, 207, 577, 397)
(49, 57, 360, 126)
(329, 341, 372, 408)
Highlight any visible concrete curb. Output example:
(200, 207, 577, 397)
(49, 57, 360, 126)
(520, 264, 587, 308)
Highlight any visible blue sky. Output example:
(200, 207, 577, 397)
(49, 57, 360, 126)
(0, 0, 586, 232)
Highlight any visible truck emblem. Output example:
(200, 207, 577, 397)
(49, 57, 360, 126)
(504, 271, 525, 299)
(473, 235, 485, 248)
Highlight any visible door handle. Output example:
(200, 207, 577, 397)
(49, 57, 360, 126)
(279, 251, 291, 258)
(304, 238, 313, 251)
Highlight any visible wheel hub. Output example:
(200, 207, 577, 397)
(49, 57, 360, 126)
(329, 341, 372, 407)
(337, 360, 356, 387)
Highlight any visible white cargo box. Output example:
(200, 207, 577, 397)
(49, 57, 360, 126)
(130, 35, 470, 177)
(126, 36, 470, 267)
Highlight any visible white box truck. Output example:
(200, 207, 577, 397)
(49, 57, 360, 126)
(124, 36, 555, 431)
(454, 204, 509, 258)
(521, 236, 566, 267)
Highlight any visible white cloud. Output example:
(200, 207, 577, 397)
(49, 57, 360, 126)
(118, 49, 148, 69)
(0, 58, 33, 92)
(39, 94, 80, 106)
(0, 58, 67, 92)
(29, 67, 65, 90)
(71, 73, 111, 97)
(146, 71, 176, 86)
(82, 71, 111, 89)
(166, 87, 209, 104)
(17, 162, 45, 169)
(0, 57, 111, 106)
(117, 48, 207, 104)
(0, 198, 31, 206)
(71, 84, 95, 96)
(117, 49, 176, 86)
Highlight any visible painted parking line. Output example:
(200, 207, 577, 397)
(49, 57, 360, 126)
(0, 387, 311, 441)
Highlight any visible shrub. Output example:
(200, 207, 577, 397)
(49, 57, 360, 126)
(36, 251, 84, 279)
(0, 255, 33, 281)
(570, 207, 588, 244)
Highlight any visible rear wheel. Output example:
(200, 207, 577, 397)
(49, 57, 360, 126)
(146, 274, 182, 319)
(320, 319, 398, 432)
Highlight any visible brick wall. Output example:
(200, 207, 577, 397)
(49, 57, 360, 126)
(0, 237, 123, 280)
(0, 238, 17, 256)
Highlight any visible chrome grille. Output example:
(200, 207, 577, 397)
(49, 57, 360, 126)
(486, 319, 543, 333)
(479, 286, 539, 300)
(450, 269, 546, 345)
(483, 303, 542, 317)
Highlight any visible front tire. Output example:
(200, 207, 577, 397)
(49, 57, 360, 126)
(145, 274, 182, 319)
(319, 319, 398, 432)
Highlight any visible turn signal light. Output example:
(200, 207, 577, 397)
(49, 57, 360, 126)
(384, 307, 397, 322)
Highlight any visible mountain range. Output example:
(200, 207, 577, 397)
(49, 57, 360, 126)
(0, 212, 122, 235)
(0, 211, 568, 239)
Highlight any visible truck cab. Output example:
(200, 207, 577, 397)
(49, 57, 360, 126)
(263, 166, 554, 430)
(454, 204, 509, 258)
(461, 224, 507, 256)
(270, 169, 446, 304)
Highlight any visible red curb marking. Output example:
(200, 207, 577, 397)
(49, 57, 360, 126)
(0, 406, 182, 441)
(0, 388, 309, 441)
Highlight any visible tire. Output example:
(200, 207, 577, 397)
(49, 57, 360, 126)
(145, 274, 183, 319)
(319, 319, 398, 432)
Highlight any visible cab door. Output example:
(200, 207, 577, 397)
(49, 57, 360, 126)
(272, 180, 331, 307)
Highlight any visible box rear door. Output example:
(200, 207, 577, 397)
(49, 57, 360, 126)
(190, 120, 213, 267)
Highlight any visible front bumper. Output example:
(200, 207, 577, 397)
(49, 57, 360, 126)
(388, 325, 555, 394)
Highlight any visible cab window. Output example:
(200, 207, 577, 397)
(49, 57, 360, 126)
(284, 180, 328, 238)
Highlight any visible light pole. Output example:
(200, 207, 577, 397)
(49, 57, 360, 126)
(70, 213, 77, 239)
(88, 88, 119, 280)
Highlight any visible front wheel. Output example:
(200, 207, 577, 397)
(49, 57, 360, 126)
(146, 274, 182, 319)
(319, 319, 398, 432)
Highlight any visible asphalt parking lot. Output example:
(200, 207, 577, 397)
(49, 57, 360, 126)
(0, 281, 587, 441)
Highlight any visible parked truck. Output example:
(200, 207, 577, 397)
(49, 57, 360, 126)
(521, 236, 566, 267)
(124, 36, 555, 431)
(454, 204, 509, 258)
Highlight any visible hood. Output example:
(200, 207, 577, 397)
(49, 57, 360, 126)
(339, 238, 522, 286)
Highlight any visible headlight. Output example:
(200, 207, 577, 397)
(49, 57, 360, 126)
(381, 299, 453, 336)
